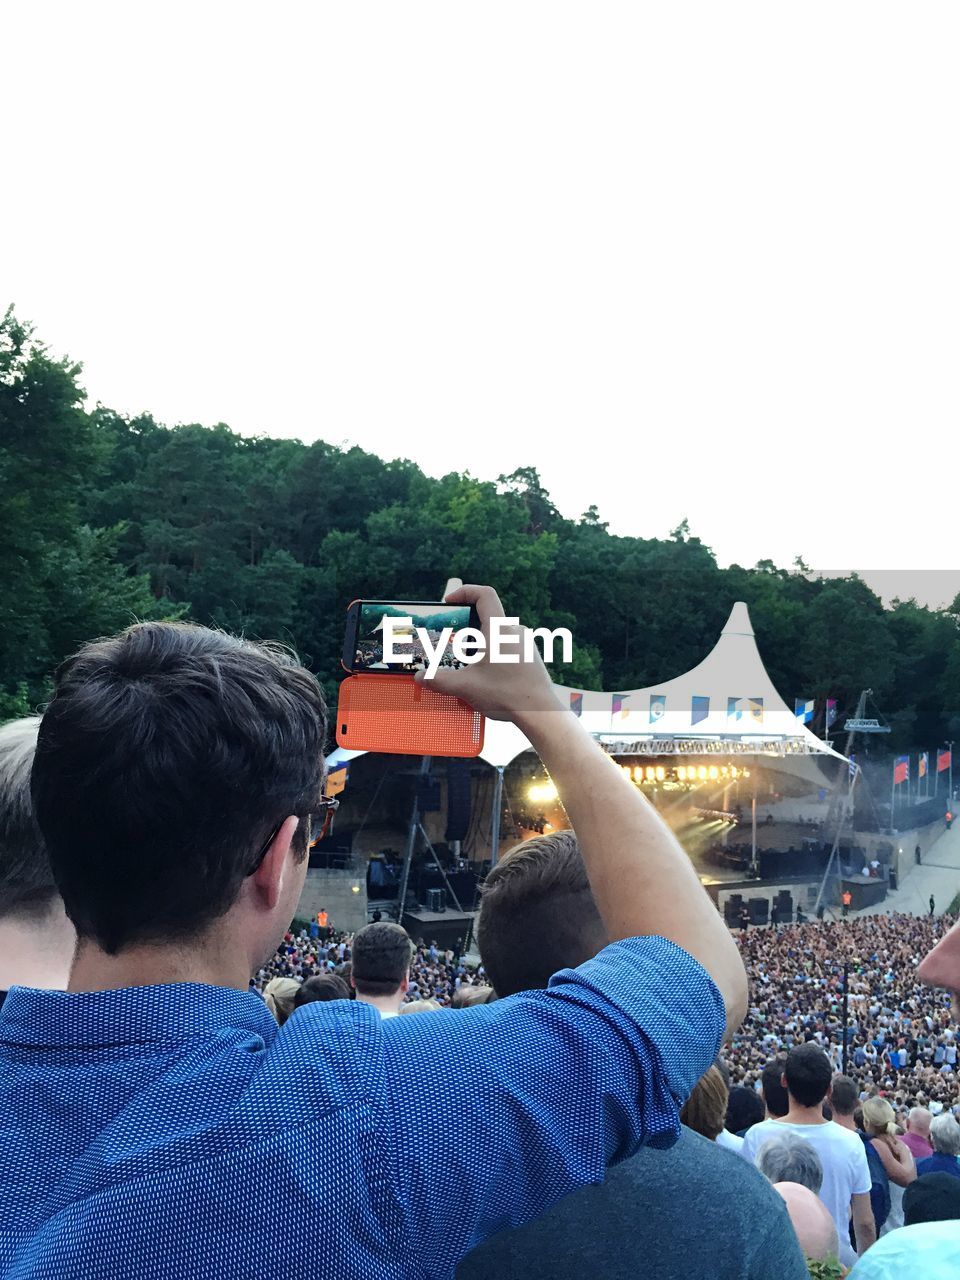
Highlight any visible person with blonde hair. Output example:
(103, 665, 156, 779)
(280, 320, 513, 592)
(861, 1096, 915, 1233)
(398, 999, 442, 1015)
(262, 976, 299, 1026)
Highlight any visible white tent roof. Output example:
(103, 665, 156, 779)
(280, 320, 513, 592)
(327, 602, 849, 771)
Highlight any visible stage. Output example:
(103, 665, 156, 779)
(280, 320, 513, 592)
(400, 907, 477, 950)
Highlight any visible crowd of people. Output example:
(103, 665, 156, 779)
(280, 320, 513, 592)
(1, 583, 959, 1278)
(728, 914, 960, 1114)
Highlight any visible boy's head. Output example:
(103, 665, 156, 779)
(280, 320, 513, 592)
(477, 830, 607, 996)
(31, 622, 326, 964)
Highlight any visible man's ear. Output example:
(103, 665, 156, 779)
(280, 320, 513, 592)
(781, 1073, 789, 1091)
(251, 815, 300, 910)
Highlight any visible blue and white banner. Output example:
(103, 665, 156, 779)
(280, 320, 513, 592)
(649, 694, 666, 724)
(795, 698, 815, 724)
(691, 696, 710, 725)
(728, 696, 764, 725)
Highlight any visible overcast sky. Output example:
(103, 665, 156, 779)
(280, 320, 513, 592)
(3, 4, 958, 604)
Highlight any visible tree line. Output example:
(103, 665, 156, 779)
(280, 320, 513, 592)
(3, 306, 959, 755)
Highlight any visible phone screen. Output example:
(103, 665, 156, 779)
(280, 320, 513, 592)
(350, 601, 477, 673)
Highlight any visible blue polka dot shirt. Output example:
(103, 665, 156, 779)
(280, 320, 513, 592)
(0, 936, 723, 1279)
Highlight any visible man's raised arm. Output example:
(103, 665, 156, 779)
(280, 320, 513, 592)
(424, 584, 748, 1040)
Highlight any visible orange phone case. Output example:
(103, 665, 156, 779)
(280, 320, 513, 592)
(335, 673, 485, 757)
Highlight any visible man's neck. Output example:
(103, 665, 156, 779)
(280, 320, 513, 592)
(68, 937, 253, 992)
(782, 1101, 829, 1126)
(356, 991, 403, 1018)
(834, 1112, 858, 1132)
(0, 913, 76, 991)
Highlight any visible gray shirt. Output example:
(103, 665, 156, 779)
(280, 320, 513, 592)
(457, 1127, 808, 1280)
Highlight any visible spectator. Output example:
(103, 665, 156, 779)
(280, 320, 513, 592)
(828, 1075, 860, 1134)
(450, 985, 496, 1008)
(903, 1172, 960, 1225)
(0, 718, 75, 998)
(262, 976, 299, 1025)
(847, 1220, 960, 1278)
(773, 1183, 840, 1263)
(459, 829, 804, 1280)
(2, 586, 747, 1277)
(760, 1054, 790, 1119)
(397, 999, 442, 1015)
(741, 1043, 876, 1267)
(293, 974, 350, 1008)
(680, 1064, 728, 1141)
(718, 1084, 765, 1154)
(350, 921, 414, 1018)
(756, 1132, 824, 1193)
(916, 1113, 960, 1180)
(861, 1096, 915, 1234)
(901, 1108, 933, 1163)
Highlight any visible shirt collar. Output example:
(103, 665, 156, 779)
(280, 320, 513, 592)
(0, 982, 278, 1048)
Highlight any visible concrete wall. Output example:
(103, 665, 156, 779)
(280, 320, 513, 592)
(296, 868, 368, 933)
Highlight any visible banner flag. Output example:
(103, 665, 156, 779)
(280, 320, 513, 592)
(937, 748, 952, 773)
(728, 696, 764, 725)
(919, 751, 929, 779)
(691, 696, 710, 725)
(611, 694, 629, 719)
(826, 698, 838, 729)
(795, 698, 815, 724)
(649, 694, 666, 724)
(325, 763, 349, 797)
(893, 756, 910, 785)
(848, 755, 859, 779)
(569, 691, 583, 718)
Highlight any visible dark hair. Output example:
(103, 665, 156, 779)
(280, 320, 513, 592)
(830, 1074, 859, 1116)
(294, 974, 351, 1008)
(31, 622, 327, 953)
(350, 923, 414, 996)
(476, 830, 607, 997)
(0, 717, 60, 922)
(333, 961, 355, 995)
(761, 1055, 790, 1118)
(784, 1043, 833, 1108)
(904, 1173, 960, 1225)
(726, 1084, 765, 1134)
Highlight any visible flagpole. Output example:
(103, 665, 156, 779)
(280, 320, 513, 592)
(891, 760, 895, 832)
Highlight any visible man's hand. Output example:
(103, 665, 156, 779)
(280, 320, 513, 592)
(417, 584, 560, 730)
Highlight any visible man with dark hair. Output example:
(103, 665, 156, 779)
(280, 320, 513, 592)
(460, 830, 806, 1280)
(0, 717, 75, 999)
(0, 586, 747, 1278)
(761, 1054, 790, 1119)
(350, 921, 414, 1017)
(830, 1075, 861, 1132)
(742, 1044, 875, 1267)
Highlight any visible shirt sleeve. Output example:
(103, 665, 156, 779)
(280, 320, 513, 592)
(380, 935, 724, 1277)
(851, 1140, 873, 1196)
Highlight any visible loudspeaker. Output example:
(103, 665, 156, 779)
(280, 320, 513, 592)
(776, 891, 794, 919)
(426, 887, 446, 913)
(417, 777, 442, 812)
(445, 759, 473, 842)
(748, 897, 769, 924)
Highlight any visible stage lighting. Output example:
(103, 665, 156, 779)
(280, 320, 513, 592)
(708, 766, 719, 780)
(645, 766, 656, 781)
(697, 766, 708, 780)
(655, 766, 666, 781)
(677, 766, 687, 781)
(633, 766, 644, 782)
(528, 780, 558, 803)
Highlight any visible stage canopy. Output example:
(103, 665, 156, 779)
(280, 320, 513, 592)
(326, 602, 851, 774)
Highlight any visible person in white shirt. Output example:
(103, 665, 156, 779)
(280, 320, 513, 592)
(741, 1043, 875, 1269)
(349, 921, 413, 1018)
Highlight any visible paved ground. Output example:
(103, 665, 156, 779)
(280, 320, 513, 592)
(851, 820, 960, 920)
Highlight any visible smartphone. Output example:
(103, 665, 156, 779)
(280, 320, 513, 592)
(342, 600, 483, 676)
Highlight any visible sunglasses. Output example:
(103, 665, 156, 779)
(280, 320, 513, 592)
(246, 796, 339, 876)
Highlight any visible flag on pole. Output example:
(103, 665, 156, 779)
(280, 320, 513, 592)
(649, 694, 666, 724)
(569, 691, 583, 718)
(919, 752, 929, 779)
(826, 698, 838, 729)
(612, 694, 629, 720)
(848, 755, 859, 780)
(728, 696, 764, 725)
(325, 763, 350, 797)
(795, 698, 815, 724)
(937, 747, 952, 773)
(691, 696, 710, 725)
(893, 756, 910, 785)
